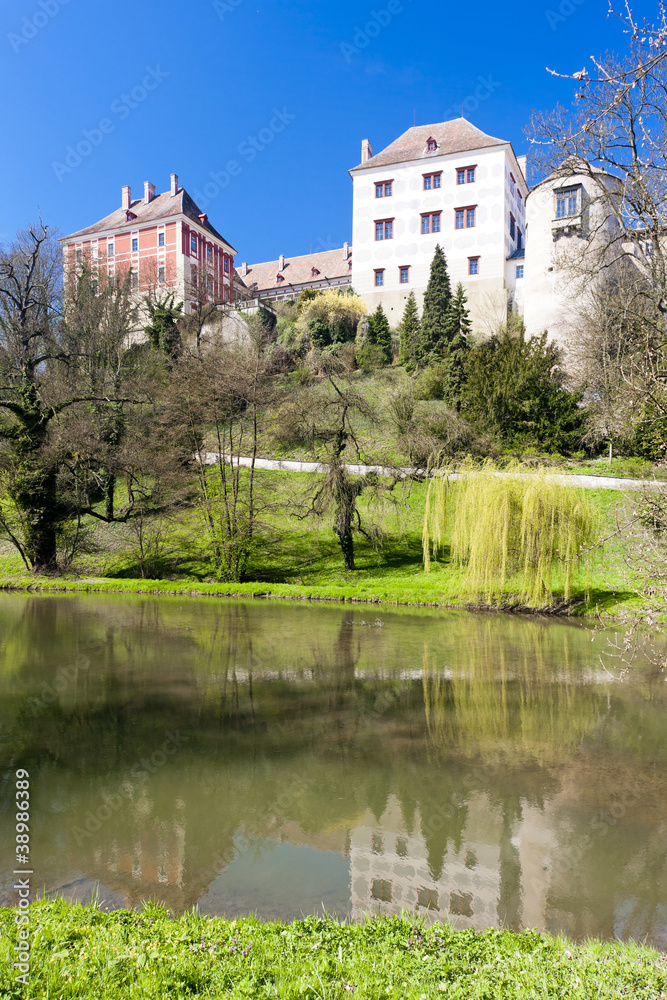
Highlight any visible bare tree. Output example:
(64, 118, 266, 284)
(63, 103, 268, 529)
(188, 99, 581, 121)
(277, 357, 410, 571)
(528, 5, 667, 323)
(166, 316, 282, 582)
(0, 224, 190, 572)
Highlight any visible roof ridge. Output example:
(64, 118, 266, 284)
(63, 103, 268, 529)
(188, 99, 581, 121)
(246, 247, 350, 267)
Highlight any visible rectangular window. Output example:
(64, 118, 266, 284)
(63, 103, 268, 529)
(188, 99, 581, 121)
(468, 257, 479, 275)
(467, 167, 476, 183)
(374, 269, 384, 286)
(75, 248, 83, 264)
(421, 212, 442, 234)
(158, 232, 165, 247)
(158, 265, 165, 284)
(509, 214, 516, 239)
(457, 169, 465, 185)
(466, 207, 476, 228)
(207, 245, 212, 260)
(509, 172, 516, 196)
(517, 228, 523, 251)
(515, 265, 524, 278)
(223, 257, 230, 273)
(455, 209, 464, 229)
(375, 219, 394, 240)
(191, 266, 197, 288)
(375, 180, 393, 197)
(191, 233, 197, 254)
(207, 275, 214, 295)
(131, 269, 138, 289)
(107, 243, 114, 258)
(131, 237, 138, 252)
(556, 188, 579, 218)
(457, 166, 476, 184)
(423, 172, 442, 190)
(399, 266, 410, 284)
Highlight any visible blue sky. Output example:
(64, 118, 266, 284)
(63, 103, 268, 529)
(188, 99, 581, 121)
(0, 0, 650, 263)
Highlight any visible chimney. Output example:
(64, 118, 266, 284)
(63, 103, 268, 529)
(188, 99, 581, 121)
(122, 185, 132, 210)
(279, 254, 285, 270)
(144, 181, 155, 204)
(361, 139, 373, 163)
(517, 155, 528, 184)
(240, 262, 248, 276)
(344, 241, 350, 259)
(170, 173, 179, 196)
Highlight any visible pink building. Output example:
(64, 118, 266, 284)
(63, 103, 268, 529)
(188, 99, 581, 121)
(61, 173, 238, 325)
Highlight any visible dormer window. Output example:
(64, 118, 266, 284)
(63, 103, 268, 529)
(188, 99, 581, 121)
(126, 210, 137, 222)
(348, 258, 352, 270)
(311, 267, 320, 277)
(276, 274, 284, 283)
(426, 137, 438, 152)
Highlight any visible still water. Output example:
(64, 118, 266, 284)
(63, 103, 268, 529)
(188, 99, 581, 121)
(0, 594, 665, 946)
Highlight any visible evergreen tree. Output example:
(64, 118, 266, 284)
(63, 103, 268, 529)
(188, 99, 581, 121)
(441, 282, 472, 408)
(460, 323, 587, 453)
(367, 303, 393, 365)
(398, 292, 421, 369)
(417, 245, 452, 364)
(448, 282, 472, 345)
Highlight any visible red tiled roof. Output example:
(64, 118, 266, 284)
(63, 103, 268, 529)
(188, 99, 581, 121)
(239, 247, 352, 292)
(350, 118, 509, 173)
(62, 187, 237, 253)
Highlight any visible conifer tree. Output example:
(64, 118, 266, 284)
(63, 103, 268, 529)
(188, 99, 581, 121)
(398, 291, 421, 369)
(448, 282, 472, 346)
(441, 282, 472, 408)
(367, 303, 392, 365)
(417, 245, 452, 364)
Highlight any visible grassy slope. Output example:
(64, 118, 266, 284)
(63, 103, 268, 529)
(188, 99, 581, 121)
(1, 901, 665, 1000)
(252, 367, 667, 480)
(0, 470, 642, 617)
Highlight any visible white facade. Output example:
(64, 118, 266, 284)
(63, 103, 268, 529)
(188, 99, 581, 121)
(350, 120, 528, 335)
(523, 165, 621, 344)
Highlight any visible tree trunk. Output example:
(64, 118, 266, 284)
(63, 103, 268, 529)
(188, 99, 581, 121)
(334, 521, 355, 571)
(104, 472, 116, 520)
(15, 465, 59, 572)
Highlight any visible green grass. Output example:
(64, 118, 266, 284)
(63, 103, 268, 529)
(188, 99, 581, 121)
(1, 901, 665, 999)
(0, 471, 644, 618)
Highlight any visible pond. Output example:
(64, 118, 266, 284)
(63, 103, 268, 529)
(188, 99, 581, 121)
(0, 594, 665, 947)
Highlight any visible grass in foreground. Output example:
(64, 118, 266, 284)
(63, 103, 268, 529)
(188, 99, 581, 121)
(1, 901, 665, 1000)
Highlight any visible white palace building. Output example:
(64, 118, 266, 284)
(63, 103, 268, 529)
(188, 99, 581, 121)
(239, 116, 623, 343)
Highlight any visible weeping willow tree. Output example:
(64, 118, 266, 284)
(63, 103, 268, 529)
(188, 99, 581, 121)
(423, 462, 599, 604)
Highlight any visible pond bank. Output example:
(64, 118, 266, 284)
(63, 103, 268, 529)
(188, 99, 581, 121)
(1, 901, 664, 999)
(0, 573, 605, 617)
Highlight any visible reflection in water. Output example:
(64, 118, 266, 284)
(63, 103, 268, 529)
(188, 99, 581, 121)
(0, 595, 666, 946)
